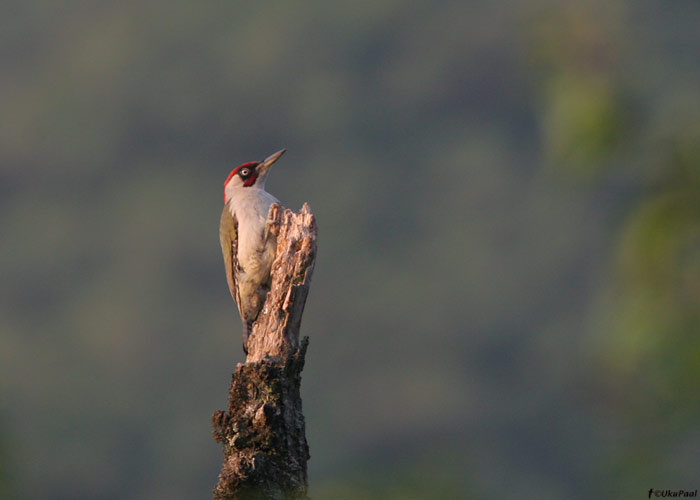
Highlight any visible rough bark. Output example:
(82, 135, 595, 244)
(212, 203, 317, 500)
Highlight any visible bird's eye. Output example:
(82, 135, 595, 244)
(239, 168, 250, 177)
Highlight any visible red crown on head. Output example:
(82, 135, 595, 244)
(224, 162, 260, 202)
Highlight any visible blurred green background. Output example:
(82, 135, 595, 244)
(1, 1, 699, 499)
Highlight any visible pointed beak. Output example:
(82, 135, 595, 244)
(257, 149, 286, 175)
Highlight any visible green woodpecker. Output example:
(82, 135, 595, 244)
(219, 149, 286, 353)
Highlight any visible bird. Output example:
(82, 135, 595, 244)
(219, 149, 286, 354)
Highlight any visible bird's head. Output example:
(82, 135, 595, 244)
(223, 149, 286, 203)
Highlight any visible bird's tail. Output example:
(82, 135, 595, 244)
(241, 319, 253, 355)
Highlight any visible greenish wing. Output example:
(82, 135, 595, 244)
(219, 205, 241, 313)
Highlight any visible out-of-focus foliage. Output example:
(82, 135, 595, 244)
(527, 2, 632, 177)
(594, 126, 700, 497)
(529, 3, 700, 498)
(1, 1, 699, 499)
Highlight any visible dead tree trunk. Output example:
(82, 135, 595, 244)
(212, 203, 317, 500)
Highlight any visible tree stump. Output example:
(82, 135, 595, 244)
(212, 203, 317, 500)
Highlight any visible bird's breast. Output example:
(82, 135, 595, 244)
(228, 190, 278, 276)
